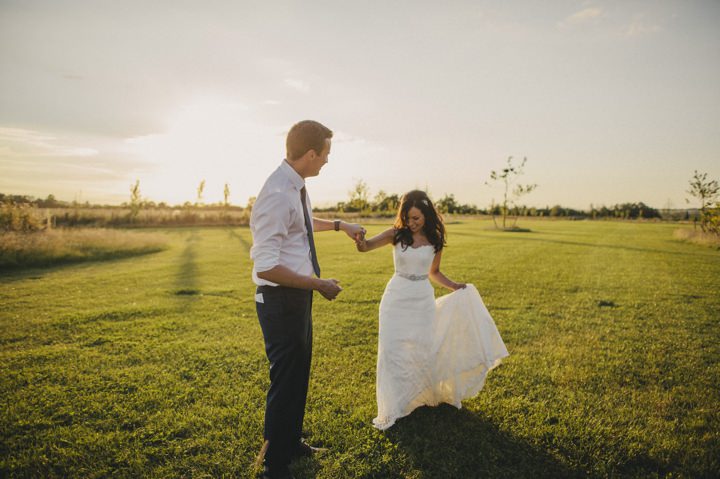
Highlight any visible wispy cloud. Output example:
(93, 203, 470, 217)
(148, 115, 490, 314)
(0, 127, 98, 157)
(284, 78, 310, 93)
(560, 7, 603, 27)
(558, 6, 663, 38)
(623, 17, 662, 37)
(0, 126, 146, 200)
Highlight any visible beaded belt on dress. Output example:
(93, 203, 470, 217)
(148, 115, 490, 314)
(395, 272, 428, 281)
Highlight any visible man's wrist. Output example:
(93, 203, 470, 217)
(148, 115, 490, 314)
(334, 220, 341, 231)
(309, 277, 322, 290)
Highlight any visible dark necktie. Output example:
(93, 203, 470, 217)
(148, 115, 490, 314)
(300, 186, 321, 277)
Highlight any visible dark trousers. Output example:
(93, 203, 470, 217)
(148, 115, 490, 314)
(256, 285, 313, 469)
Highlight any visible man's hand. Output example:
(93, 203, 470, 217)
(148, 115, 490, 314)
(341, 222, 366, 241)
(315, 278, 342, 301)
(355, 231, 367, 251)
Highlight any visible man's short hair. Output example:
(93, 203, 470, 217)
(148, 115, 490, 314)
(286, 120, 333, 161)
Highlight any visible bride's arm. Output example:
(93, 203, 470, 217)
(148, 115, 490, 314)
(428, 250, 466, 291)
(355, 227, 394, 252)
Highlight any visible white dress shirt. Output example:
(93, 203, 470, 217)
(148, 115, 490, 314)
(250, 160, 315, 286)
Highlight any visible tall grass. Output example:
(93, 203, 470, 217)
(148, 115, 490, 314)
(0, 229, 168, 269)
(673, 227, 720, 248)
(46, 207, 251, 228)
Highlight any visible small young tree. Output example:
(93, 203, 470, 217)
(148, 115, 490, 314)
(347, 179, 370, 212)
(487, 157, 537, 230)
(196, 180, 206, 206)
(373, 190, 387, 212)
(223, 183, 231, 207)
(686, 170, 720, 232)
(130, 180, 142, 222)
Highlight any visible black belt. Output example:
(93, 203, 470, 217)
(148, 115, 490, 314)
(256, 285, 309, 294)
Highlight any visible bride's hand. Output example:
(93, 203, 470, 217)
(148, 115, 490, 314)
(354, 232, 366, 249)
(453, 282, 467, 290)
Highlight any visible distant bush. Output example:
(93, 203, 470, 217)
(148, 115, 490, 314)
(0, 202, 46, 232)
(705, 203, 720, 236)
(0, 229, 168, 269)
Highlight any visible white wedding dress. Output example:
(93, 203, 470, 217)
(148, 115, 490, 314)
(372, 243, 509, 430)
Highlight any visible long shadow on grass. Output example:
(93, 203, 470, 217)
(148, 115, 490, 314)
(0, 247, 166, 277)
(385, 405, 583, 478)
(0, 249, 166, 284)
(226, 227, 252, 252)
(173, 231, 200, 302)
(453, 230, 717, 258)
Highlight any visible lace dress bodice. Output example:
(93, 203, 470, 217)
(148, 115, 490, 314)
(392, 243, 435, 280)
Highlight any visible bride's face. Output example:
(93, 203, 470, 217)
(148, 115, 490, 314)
(406, 206, 425, 233)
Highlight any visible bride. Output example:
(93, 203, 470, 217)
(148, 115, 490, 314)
(355, 190, 509, 430)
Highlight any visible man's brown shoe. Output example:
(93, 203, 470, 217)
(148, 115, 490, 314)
(294, 439, 328, 458)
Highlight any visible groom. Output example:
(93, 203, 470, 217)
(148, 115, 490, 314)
(250, 120, 364, 479)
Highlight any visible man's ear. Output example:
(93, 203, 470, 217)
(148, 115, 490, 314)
(300, 149, 318, 162)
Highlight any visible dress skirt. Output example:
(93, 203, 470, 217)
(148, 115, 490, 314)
(373, 282, 508, 430)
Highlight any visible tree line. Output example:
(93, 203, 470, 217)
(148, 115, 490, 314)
(0, 191, 670, 218)
(319, 186, 665, 219)
(2, 166, 718, 235)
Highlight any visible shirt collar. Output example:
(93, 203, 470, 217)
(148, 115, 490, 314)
(280, 159, 305, 191)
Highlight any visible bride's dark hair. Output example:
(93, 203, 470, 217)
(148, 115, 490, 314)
(393, 190, 446, 253)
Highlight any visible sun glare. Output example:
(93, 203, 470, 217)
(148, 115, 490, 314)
(124, 97, 280, 206)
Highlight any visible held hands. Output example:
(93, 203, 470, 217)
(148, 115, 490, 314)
(315, 278, 342, 301)
(354, 230, 367, 251)
(342, 222, 366, 241)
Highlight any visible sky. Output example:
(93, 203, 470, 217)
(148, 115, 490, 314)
(1, 0, 719, 210)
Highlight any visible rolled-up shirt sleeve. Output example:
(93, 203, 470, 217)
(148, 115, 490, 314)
(250, 190, 290, 273)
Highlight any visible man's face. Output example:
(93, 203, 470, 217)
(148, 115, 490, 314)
(308, 139, 331, 177)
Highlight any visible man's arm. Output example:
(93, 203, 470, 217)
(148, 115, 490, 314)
(251, 191, 342, 300)
(313, 218, 365, 240)
(256, 266, 342, 300)
(356, 228, 394, 252)
(428, 250, 466, 291)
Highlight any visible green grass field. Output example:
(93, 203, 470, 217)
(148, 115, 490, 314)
(1, 220, 719, 478)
